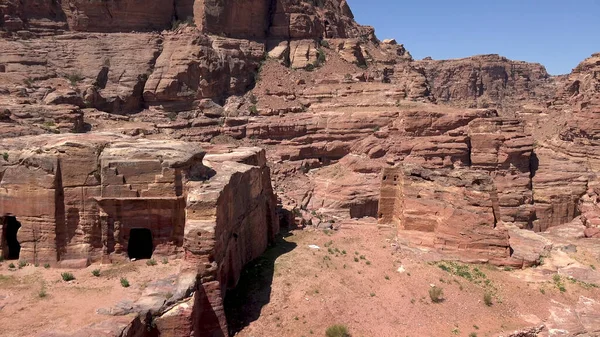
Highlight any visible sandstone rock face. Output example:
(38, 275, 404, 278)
(414, 54, 552, 110)
(380, 164, 511, 262)
(0, 133, 279, 337)
(0, 33, 161, 115)
(144, 31, 265, 110)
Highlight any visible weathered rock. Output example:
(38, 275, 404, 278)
(379, 164, 511, 261)
(0, 133, 279, 337)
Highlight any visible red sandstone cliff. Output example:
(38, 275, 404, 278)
(1, 1, 600, 336)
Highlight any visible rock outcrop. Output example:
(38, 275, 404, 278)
(414, 54, 552, 110)
(0, 133, 279, 337)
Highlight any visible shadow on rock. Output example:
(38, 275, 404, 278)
(224, 230, 297, 335)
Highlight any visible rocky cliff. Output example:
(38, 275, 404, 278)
(1, 0, 600, 336)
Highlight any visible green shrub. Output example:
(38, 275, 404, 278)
(0, 256, 4, 262)
(120, 277, 130, 288)
(325, 324, 350, 337)
(43, 263, 50, 269)
(18, 260, 27, 269)
(61, 272, 75, 281)
(162, 258, 168, 264)
(65, 73, 84, 86)
(8, 263, 15, 269)
(146, 259, 157, 266)
(91, 269, 101, 277)
(316, 48, 326, 64)
(429, 286, 444, 303)
(320, 39, 330, 48)
(38, 284, 47, 298)
(483, 292, 493, 306)
(2, 152, 7, 161)
(248, 105, 258, 115)
(469, 333, 478, 337)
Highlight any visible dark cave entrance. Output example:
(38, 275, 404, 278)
(2, 216, 21, 260)
(127, 228, 154, 260)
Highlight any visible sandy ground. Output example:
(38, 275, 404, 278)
(1, 225, 598, 337)
(0, 258, 181, 337)
(225, 224, 600, 337)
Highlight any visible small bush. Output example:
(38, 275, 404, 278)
(120, 277, 130, 288)
(61, 272, 75, 282)
(483, 292, 493, 306)
(325, 324, 350, 337)
(18, 260, 27, 269)
(248, 105, 258, 115)
(316, 48, 326, 65)
(43, 263, 50, 269)
(167, 111, 177, 121)
(38, 284, 47, 298)
(65, 73, 84, 86)
(23, 77, 34, 87)
(0, 256, 4, 263)
(146, 259, 157, 266)
(429, 286, 444, 303)
(8, 263, 15, 269)
(320, 39, 330, 48)
(91, 269, 101, 277)
(469, 333, 478, 337)
(162, 258, 168, 264)
(1, 152, 7, 161)
(249, 93, 258, 104)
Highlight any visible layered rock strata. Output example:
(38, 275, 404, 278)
(0, 133, 279, 337)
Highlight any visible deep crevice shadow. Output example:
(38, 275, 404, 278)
(224, 230, 297, 335)
(530, 151, 539, 179)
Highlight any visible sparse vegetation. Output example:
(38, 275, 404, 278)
(162, 257, 168, 264)
(167, 111, 177, 121)
(316, 48, 326, 64)
(3, 152, 9, 161)
(249, 93, 258, 104)
(325, 324, 350, 337)
(65, 72, 84, 86)
(483, 292, 493, 306)
(248, 105, 258, 115)
(38, 283, 47, 298)
(171, 17, 196, 30)
(120, 277, 130, 288)
(92, 269, 101, 277)
(429, 286, 444, 303)
(23, 77, 34, 87)
(18, 260, 27, 269)
(320, 39, 330, 48)
(146, 259, 157, 266)
(553, 274, 566, 292)
(8, 263, 15, 269)
(61, 272, 75, 282)
(44, 263, 50, 269)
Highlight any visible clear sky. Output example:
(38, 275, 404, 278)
(346, 0, 600, 75)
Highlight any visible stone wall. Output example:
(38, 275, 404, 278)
(0, 134, 278, 269)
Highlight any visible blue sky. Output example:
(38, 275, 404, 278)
(346, 0, 600, 75)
